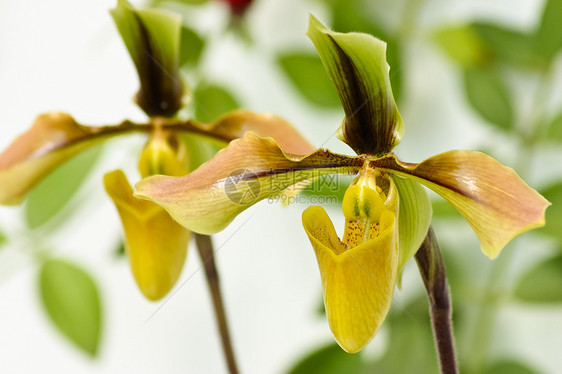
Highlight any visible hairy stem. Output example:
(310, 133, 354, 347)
(416, 227, 458, 374)
(194, 233, 239, 374)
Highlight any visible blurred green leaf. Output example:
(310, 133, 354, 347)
(537, 182, 562, 243)
(278, 53, 340, 108)
(180, 133, 221, 172)
(483, 359, 540, 374)
(535, 0, 562, 62)
(25, 145, 102, 230)
(545, 112, 562, 142)
(0, 230, 6, 248)
(316, 294, 326, 317)
(287, 342, 364, 374)
(471, 22, 545, 70)
(433, 25, 490, 68)
(300, 174, 352, 204)
(463, 67, 514, 130)
(39, 259, 102, 356)
(328, 0, 402, 102)
(193, 84, 240, 123)
(431, 198, 463, 219)
(370, 296, 438, 373)
(386, 41, 403, 104)
(114, 240, 126, 258)
(514, 254, 562, 303)
(179, 26, 204, 67)
(329, 0, 385, 43)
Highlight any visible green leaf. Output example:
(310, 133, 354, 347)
(193, 84, 240, 123)
(370, 296, 438, 373)
(392, 176, 432, 278)
(180, 133, 221, 172)
(287, 342, 364, 374)
(0, 230, 6, 248)
(386, 41, 403, 104)
(431, 198, 463, 219)
(433, 25, 490, 68)
(483, 360, 540, 374)
(471, 22, 545, 70)
(327, 0, 403, 102)
(535, 0, 562, 62)
(545, 112, 562, 142)
(111, 0, 184, 117)
(329, 0, 386, 42)
(114, 240, 126, 258)
(39, 259, 102, 356)
(537, 182, 562, 243)
(278, 53, 341, 108)
(25, 145, 102, 229)
(463, 67, 514, 130)
(179, 26, 204, 67)
(514, 254, 562, 303)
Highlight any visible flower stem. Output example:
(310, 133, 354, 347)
(194, 233, 239, 374)
(416, 227, 458, 374)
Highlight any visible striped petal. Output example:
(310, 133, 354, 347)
(135, 131, 363, 234)
(374, 151, 550, 258)
(307, 15, 404, 156)
(0, 113, 134, 205)
(105, 170, 190, 301)
(111, 0, 184, 117)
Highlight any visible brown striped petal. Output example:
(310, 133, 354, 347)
(135, 131, 363, 234)
(0, 113, 136, 205)
(374, 151, 550, 258)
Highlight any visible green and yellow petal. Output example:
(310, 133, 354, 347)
(374, 151, 550, 258)
(392, 175, 432, 281)
(307, 14, 404, 156)
(135, 131, 363, 234)
(105, 170, 190, 301)
(138, 128, 189, 178)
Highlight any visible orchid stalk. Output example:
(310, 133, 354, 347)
(135, 14, 549, 365)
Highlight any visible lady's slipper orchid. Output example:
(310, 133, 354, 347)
(135, 15, 549, 352)
(0, 0, 313, 301)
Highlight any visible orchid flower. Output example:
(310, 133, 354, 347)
(135, 15, 550, 352)
(0, 0, 312, 301)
